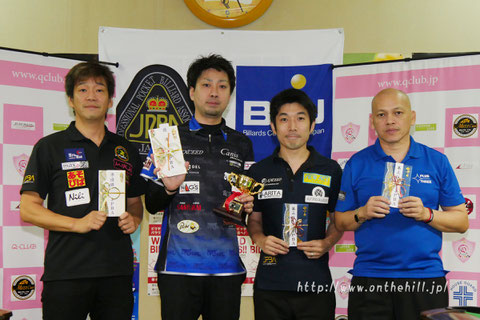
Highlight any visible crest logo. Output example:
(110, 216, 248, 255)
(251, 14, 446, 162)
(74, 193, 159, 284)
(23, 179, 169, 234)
(335, 276, 351, 300)
(115, 146, 129, 162)
(13, 153, 29, 176)
(341, 122, 360, 144)
(453, 237, 476, 263)
(147, 96, 168, 112)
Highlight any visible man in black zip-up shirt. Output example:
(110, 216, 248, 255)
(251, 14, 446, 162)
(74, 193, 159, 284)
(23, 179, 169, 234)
(145, 54, 255, 320)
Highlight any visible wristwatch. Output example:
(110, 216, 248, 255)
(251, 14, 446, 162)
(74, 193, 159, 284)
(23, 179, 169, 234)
(354, 209, 365, 224)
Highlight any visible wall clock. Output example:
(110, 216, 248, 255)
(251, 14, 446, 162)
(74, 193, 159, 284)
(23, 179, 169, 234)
(184, 0, 273, 28)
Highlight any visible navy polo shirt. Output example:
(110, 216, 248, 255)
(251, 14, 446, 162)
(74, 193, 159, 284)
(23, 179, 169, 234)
(248, 146, 342, 291)
(21, 122, 146, 281)
(335, 137, 465, 278)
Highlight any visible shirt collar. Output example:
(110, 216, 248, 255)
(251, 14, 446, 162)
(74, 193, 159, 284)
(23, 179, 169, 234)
(273, 146, 318, 169)
(189, 117, 228, 141)
(373, 136, 421, 161)
(66, 121, 113, 143)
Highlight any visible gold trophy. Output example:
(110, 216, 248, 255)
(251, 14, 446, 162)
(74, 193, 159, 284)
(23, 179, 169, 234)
(213, 172, 264, 226)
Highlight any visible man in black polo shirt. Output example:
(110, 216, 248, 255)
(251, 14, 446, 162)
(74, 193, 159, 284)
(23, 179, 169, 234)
(247, 88, 343, 319)
(19, 62, 145, 320)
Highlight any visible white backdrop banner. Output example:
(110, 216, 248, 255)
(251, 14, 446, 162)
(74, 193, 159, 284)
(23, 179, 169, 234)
(99, 27, 344, 296)
(331, 54, 480, 316)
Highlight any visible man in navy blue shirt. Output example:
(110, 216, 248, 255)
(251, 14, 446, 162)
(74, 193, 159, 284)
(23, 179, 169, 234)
(335, 88, 468, 320)
(248, 88, 343, 319)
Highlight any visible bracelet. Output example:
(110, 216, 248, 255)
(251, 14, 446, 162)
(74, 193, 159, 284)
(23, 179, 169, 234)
(424, 207, 434, 223)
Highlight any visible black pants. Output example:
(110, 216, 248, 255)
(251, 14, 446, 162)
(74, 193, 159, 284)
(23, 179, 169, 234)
(348, 277, 448, 320)
(157, 273, 245, 320)
(42, 276, 133, 320)
(254, 289, 336, 320)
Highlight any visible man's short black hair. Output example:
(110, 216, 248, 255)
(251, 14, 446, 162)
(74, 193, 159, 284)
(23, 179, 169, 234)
(187, 54, 236, 94)
(270, 88, 317, 128)
(65, 61, 115, 99)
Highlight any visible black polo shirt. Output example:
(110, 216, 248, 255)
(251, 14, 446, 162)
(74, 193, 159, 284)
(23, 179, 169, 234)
(248, 146, 342, 291)
(21, 121, 145, 281)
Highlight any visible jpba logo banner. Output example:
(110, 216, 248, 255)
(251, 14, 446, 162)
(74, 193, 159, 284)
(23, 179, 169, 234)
(236, 64, 333, 161)
(116, 65, 194, 161)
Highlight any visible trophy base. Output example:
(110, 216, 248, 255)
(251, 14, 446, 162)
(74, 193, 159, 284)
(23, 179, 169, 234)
(213, 207, 246, 226)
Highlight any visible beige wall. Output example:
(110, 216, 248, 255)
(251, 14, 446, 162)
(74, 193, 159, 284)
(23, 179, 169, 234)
(2, 0, 480, 54)
(3, 0, 480, 319)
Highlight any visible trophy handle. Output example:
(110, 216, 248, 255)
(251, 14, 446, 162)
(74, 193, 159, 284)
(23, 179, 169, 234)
(227, 172, 238, 188)
(249, 182, 264, 195)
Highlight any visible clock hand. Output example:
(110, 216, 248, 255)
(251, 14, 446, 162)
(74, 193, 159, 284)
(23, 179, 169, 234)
(221, 0, 230, 9)
(236, 0, 244, 12)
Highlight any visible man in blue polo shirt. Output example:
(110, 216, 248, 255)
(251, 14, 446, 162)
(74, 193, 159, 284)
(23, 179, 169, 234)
(248, 88, 343, 319)
(335, 88, 469, 320)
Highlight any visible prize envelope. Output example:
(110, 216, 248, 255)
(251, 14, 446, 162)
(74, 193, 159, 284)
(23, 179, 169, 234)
(98, 170, 126, 217)
(149, 124, 187, 178)
(381, 162, 412, 208)
(282, 203, 309, 247)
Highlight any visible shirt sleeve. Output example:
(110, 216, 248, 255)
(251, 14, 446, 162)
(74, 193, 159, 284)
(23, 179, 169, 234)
(328, 161, 343, 213)
(439, 154, 465, 207)
(334, 159, 357, 212)
(20, 139, 50, 199)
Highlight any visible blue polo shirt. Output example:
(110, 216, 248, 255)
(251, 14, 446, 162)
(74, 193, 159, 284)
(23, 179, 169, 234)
(335, 137, 464, 278)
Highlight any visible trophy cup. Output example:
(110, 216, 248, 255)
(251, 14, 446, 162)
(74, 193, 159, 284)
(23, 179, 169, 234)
(213, 172, 264, 226)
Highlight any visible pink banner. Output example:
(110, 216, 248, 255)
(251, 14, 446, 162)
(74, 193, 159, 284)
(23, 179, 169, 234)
(336, 65, 480, 99)
(0, 60, 68, 92)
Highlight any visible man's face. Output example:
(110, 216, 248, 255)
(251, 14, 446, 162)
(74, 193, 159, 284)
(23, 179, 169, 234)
(68, 77, 112, 122)
(271, 102, 314, 152)
(370, 91, 415, 146)
(189, 68, 231, 123)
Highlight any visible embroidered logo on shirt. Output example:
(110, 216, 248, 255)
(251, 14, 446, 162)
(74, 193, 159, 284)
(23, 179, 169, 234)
(258, 189, 283, 200)
(115, 146, 129, 161)
(179, 181, 200, 194)
(177, 220, 200, 233)
(61, 161, 89, 170)
(23, 174, 35, 184)
(305, 186, 329, 204)
(303, 173, 331, 187)
(412, 173, 432, 184)
(66, 170, 86, 188)
(64, 148, 86, 161)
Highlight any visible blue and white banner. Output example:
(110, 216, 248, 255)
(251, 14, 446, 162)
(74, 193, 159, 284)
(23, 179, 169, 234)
(236, 64, 333, 161)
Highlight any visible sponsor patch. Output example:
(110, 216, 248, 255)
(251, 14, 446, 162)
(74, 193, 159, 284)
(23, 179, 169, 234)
(453, 114, 478, 138)
(61, 161, 89, 170)
(64, 148, 86, 161)
(12, 275, 35, 301)
(113, 158, 133, 176)
(262, 255, 277, 266)
(412, 173, 432, 184)
(115, 146, 129, 161)
(258, 189, 283, 200)
(179, 181, 200, 194)
(228, 159, 242, 168)
(303, 172, 331, 187)
(65, 188, 90, 207)
(23, 174, 35, 184)
(67, 170, 86, 188)
(177, 220, 200, 233)
(338, 191, 346, 201)
(261, 177, 282, 186)
(177, 203, 202, 211)
(183, 149, 204, 156)
(305, 186, 329, 204)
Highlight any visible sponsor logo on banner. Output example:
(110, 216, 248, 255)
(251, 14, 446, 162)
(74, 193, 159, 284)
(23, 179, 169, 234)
(179, 181, 200, 194)
(13, 153, 29, 176)
(115, 146, 129, 161)
(67, 170, 86, 188)
(456, 162, 474, 170)
(258, 189, 283, 200)
(335, 276, 351, 300)
(177, 220, 200, 233)
(11, 275, 36, 300)
(10, 201, 20, 211)
(116, 65, 193, 160)
(412, 174, 432, 184)
(341, 122, 360, 144)
(64, 148, 86, 161)
(452, 237, 476, 263)
(303, 173, 331, 187)
(261, 177, 282, 186)
(23, 174, 35, 184)
(415, 123, 436, 132)
(305, 186, 329, 204)
(453, 114, 478, 138)
(11, 120, 35, 131)
(465, 197, 474, 215)
(61, 161, 89, 170)
(235, 65, 333, 161)
(65, 188, 90, 207)
(11, 243, 36, 250)
(450, 280, 477, 306)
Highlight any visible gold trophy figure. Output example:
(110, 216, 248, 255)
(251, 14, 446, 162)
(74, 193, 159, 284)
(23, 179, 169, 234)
(213, 172, 264, 226)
